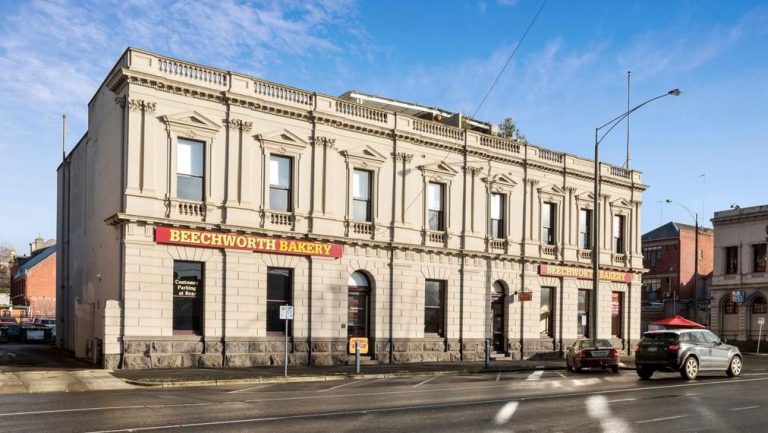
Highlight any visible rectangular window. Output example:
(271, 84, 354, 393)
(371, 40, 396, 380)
(753, 244, 766, 273)
(428, 182, 445, 231)
(352, 169, 372, 222)
(725, 246, 739, 274)
(177, 138, 204, 201)
(424, 279, 446, 337)
(173, 261, 203, 334)
(270, 155, 292, 212)
(267, 268, 292, 335)
(642, 278, 662, 303)
(542, 202, 556, 245)
(611, 291, 623, 337)
(613, 214, 625, 253)
(577, 289, 590, 337)
(643, 246, 661, 268)
(540, 287, 554, 337)
(490, 193, 505, 239)
(579, 209, 592, 249)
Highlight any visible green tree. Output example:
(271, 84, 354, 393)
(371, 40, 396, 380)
(497, 117, 527, 143)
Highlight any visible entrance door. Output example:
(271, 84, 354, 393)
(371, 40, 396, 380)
(347, 272, 371, 342)
(491, 281, 506, 353)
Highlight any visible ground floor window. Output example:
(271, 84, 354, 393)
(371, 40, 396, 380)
(540, 287, 554, 337)
(425, 280, 446, 337)
(577, 289, 590, 337)
(267, 267, 292, 335)
(173, 261, 203, 334)
(611, 291, 623, 338)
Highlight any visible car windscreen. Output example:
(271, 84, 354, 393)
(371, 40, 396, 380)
(641, 333, 678, 344)
(592, 339, 613, 348)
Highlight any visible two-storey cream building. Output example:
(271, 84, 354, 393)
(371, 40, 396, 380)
(710, 205, 768, 350)
(57, 48, 645, 369)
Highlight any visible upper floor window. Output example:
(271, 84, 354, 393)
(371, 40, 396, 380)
(177, 138, 204, 201)
(541, 202, 556, 245)
(428, 182, 445, 231)
(579, 209, 592, 249)
(753, 243, 767, 273)
(352, 169, 372, 222)
(643, 246, 661, 268)
(490, 193, 505, 239)
(753, 297, 767, 314)
(270, 155, 292, 212)
(613, 214, 626, 254)
(725, 246, 739, 275)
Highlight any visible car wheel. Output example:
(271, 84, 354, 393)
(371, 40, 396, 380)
(680, 356, 699, 380)
(636, 366, 654, 380)
(726, 355, 742, 377)
(611, 365, 619, 374)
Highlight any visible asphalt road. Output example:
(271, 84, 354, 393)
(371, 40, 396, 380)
(2, 357, 768, 432)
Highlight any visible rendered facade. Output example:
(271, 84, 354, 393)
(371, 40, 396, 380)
(58, 48, 646, 369)
(710, 205, 768, 351)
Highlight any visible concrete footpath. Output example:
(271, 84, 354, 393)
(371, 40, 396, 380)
(111, 356, 638, 388)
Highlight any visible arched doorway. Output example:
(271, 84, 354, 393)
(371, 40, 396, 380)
(348, 272, 372, 344)
(491, 281, 506, 353)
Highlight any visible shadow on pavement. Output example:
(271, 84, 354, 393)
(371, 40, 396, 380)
(0, 343, 94, 372)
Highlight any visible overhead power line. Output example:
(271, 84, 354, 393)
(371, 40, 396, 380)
(471, 0, 548, 120)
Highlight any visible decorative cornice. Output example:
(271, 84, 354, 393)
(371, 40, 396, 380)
(227, 118, 253, 133)
(127, 98, 156, 113)
(314, 136, 336, 148)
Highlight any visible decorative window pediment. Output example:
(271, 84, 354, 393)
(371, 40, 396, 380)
(341, 145, 387, 169)
(537, 183, 565, 202)
(257, 128, 308, 156)
(161, 111, 221, 138)
(482, 172, 518, 193)
(610, 197, 632, 208)
(419, 161, 459, 181)
(575, 191, 595, 202)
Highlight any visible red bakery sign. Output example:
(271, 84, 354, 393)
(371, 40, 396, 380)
(155, 227, 343, 258)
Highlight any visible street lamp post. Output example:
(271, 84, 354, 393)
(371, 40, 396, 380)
(666, 199, 699, 323)
(592, 89, 681, 339)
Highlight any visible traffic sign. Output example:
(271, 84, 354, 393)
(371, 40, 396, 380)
(280, 305, 294, 320)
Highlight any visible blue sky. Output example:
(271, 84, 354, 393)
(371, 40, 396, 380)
(1, 0, 767, 252)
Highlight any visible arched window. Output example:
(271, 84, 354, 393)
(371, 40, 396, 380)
(492, 281, 505, 298)
(724, 298, 738, 315)
(753, 297, 767, 314)
(348, 271, 370, 289)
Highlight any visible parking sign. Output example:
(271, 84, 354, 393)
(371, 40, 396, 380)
(279, 305, 294, 320)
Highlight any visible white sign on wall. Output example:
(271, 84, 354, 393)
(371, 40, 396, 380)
(279, 305, 294, 320)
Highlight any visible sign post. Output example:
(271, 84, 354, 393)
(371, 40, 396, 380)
(355, 341, 361, 374)
(280, 305, 294, 377)
(758, 317, 765, 354)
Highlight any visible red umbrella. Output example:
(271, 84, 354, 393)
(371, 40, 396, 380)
(649, 315, 705, 329)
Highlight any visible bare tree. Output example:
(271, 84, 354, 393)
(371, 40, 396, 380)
(32, 298, 56, 318)
(497, 117, 527, 143)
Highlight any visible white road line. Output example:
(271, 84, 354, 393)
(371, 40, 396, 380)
(228, 384, 271, 394)
(729, 406, 759, 411)
(685, 392, 700, 396)
(636, 415, 688, 424)
(525, 370, 543, 381)
(319, 380, 363, 392)
(493, 401, 518, 425)
(606, 398, 636, 403)
(496, 372, 502, 382)
(414, 376, 437, 387)
(6, 375, 768, 419)
(554, 370, 566, 378)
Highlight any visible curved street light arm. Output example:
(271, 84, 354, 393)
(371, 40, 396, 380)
(665, 199, 697, 222)
(596, 90, 681, 146)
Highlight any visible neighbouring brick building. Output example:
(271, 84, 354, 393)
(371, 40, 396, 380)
(641, 222, 713, 330)
(710, 205, 768, 351)
(11, 243, 57, 318)
(58, 48, 646, 369)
